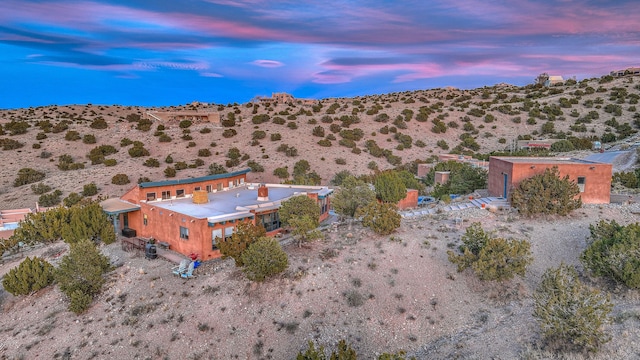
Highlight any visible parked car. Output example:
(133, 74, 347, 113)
(418, 196, 436, 207)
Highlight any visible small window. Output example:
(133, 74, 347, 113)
(224, 226, 235, 241)
(143, 214, 148, 226)
(180, 226, 189, 240)
(146, 192, 156, 201)
(161, 190, 171, 200)
(228, 181, 233, 188)
(240, 178, 245, 184)
(217, 183, 223, 191)
(176, 189, 185, 198)
(577, 176, 586, 192)
(212, 229, 222, 250)
(206, 185, 212, 193)
(194, 186, 201, 191)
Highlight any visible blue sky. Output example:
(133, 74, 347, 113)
(1, 0, 639, 108)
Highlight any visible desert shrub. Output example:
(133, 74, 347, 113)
(581, 220, 640, 288)
(197, 148, 212, 157)
(174, 161, 188, 170)
(89, 117, 108, 129)
(38, 190, 63, 207)
(247, 160, 264, 172)
(5, 120, 30, 135)
(447, 223, 532, 281)
(143, 158, 160, 167)
(312, 126, 325, 137)
(164, 166, 176, 178)
(32, 143, 41, 149)
(374, 171, 407, 203)
(241, 238, 288, 282)
(36, 132, 47, 140)
(222, 129, 237, 138)
(200, 127, 211, 134)
(2, 257, 55, 296)
(14, 168, 46, 187)
(158, 133, 172, 142)
(120, 137, 133, 147)
(297, 339, 358, 359)
(208, 163, 227, 175)
(111, 173, 130, 185)
(57, 154, 85, 171)
(63, 192, 83, 207)
(179, 119, 192, 128)
(436, 140, 449, 150)
(51, 121, 69, 133)
(270, 133, 281, 141)
(0, 138, 24, 150)
(216, 223, 266, 267)
(128, 144, 150, 157)
(126, 113, 141, 122)
(165, 154, 174, 163)
(331, 176, 376, 217)
(511, 167, 581, 217)
(273, 167, 289, 179)
(136, 118, 152, 131)
(550, 139, 574, 152)
(317, 139, 332, 147)
(335, 158, 347, 165)
(65, 130, 81, 141)
(252, 114, 270, 124)
(252, 130, 266, 140)
(56, 239, 112, 314)
(82, 183, 98, 196)
(87, 145, 117, 164)
(31, 182, 52, 195)
(103, 159, 117, 166)
(82, 134, 96, 144)
(356, 202, 401, 235)
(533, 264, 612, 353)
(273, 116, 286, 125)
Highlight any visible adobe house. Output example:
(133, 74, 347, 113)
(397, 189, 419, 210)
(101, 169, 333, 260)
(488, 157, 612, 204)
(146, 110, 221, 124)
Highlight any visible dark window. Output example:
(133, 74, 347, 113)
(180, 226, 189, 240)
(212, 229, 222, 250)
(161, 190, 171, 200)
(194, 186, 201, 191)
(577, 176, 586, 192)
(259, 212, 281, 232)
(176, 189, 185, 198)
(206, 185, 212, 193)
(143, 214, 148, 226)
(217, 183, 223, 191)
(146, 192, 156, 201)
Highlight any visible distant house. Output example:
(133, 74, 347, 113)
(516, 139, 555, 150)
(101, 169, 333, 260)
(146, 111, 220, 124)
(253, 92, 317, 106)
(610, 67, 640, 77)
(488, 157, 611, 204)
(544, 76, 564, 86)
(0, 206, 43, 239)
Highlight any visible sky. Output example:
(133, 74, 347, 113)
(1, 0, 639, 109)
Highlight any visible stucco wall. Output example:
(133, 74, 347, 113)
(397, 189, 419, 210)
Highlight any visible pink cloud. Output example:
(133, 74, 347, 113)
(251, 60, 284, 68)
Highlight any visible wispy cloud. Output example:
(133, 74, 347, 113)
(251, 60, 284, 68)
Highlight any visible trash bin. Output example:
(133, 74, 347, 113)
(145, 243, 157, 260)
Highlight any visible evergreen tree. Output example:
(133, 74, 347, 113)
(216, 222, 266, 267)
(331, 176, 376, 218)
(511, 167, 581, 217)
(279, 195, 322, 247)
(356, 202, 401, 235)
(2, 256, 55, 296)
(61, 202, 116, 244)
(241, 238, 288, 282)
(374, 171, 406, 203)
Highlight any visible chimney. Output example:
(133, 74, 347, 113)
(192, 190, 209, 204)
(257, 184, 269, 201)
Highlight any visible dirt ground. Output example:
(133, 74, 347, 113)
(1, 202, 639, 359)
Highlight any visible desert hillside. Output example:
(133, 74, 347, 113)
(1, 75, 639, 209)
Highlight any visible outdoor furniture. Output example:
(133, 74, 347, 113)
(181, 261, 196, 279)
(172, 259, 190, 276)
(158, 241, 170, 250)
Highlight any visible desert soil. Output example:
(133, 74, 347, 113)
(1, 202, 640, 359)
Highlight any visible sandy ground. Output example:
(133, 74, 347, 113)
(1, 202, 639, 359)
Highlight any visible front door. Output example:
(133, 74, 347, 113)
(123, 213, 129, 228)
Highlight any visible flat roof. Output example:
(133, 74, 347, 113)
(147, 183, 333, 221)
(490, 157, 605, 165)
(139, 168, 250, 189)
(101, 198, 141, 215)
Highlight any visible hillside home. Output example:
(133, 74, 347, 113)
(544, 76, 564, 86)
(146, 111, 221, 124)
(101, 169, 333, 260)
(488, 157, 611, 204)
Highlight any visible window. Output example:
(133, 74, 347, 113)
(176, 189, 185, 198)
(179, 226, 189, 240)
(217, 183, 223, 191)
(224, 226, 235, 242)
(212, 229, 222, 250)
(143, 214, 148, 226)
(240, 178, 245, 185)
(194, 186, 201, 191)
(577, 176, 586, 192)
(206, 185, 212, 193)
(319, 197, 328, 214)
(161, 190, 171, 200)
(258, 212, 281, 232)
(228, 181, 233, 188)
(146, 192, 156, 201)
(233, 179, 238, 186)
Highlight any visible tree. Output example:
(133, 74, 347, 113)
(331, 176, 376, 218)
(297, 339, 358, 360)
(581, 220, 640, 288)
(448, 222, 532, 281)
(279, 195, 321, 247)
(61, 202, 116, 245)
(428, 161, 487, 198)
(55, 239, 112, 313)
(111, 173, 130, 185)
(241, 238, 288, 282)
(10, 206, 71, 245)
(330, 170, 354, 186)
(510, 167, 582, 217)
(356, 202, 401, 235)
(533, 264, 612, 353)
(208, 163, 227, 175)
(374, 171, 406, 203)
(81, 182, 99, 196)
(63, 192, 83, 207)
(216, 222, 266, 267)
(2, 257, 55, 296)
(14, 168, 46, 187)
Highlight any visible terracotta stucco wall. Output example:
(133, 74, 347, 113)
(138, 174, 247, 202)
(397, 189, 419, 210)
(488, 158, 514, 198)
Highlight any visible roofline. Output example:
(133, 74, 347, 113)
(138, 168, 251, 189)
(489, 156, 607, 165)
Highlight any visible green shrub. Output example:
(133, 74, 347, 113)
(175, 161, 188, 170)
(273, 167, 289, 179)
(550, 139, 574, 152)
(120, 137, 133, 147)
(216, 223, 266, 267)
(222, 129, 237, 138)
(511, 167, 581, 217)
(164, 166, 177, 178)
(14, 168, 46, 187)
(63, 192, 83, 207)
(179, 120, 192, 128)
(270, 133, 282, 141)
(252, 114, 270, 124)
(65, 130, 81, 141)
(2, 257, 55, 296)
(143, 158, 160, 167)
(208, 163, 227, 175)
(111, 173, 130, 185)
(165, 154, 174, 163)
(356, 202, 401, 235)
(533, 264, 612, 353)
(36, 132, 47, 140)
(297, 340, 358, 360)
(88, 145, 118, 164)
(57, 154, 85, 171)
(335, 158, 347, 165)
(31, 182, 52, 195)
(55, 239, 112, 314)
(82, 134, 96, 144)
(90, 117, 108, 129)
(158, 133, 172, 142)
(200, 127, 211, 134)
(247, 160, 264, 172)
(136, 118, 152, 131)
(198, 148, 212, 157)
(0, 138, 25, 150)
(128, 144, 150, 157)
(241, 238, 288, 282)
(38, 190, 63, 207)
(317, 139, 332, 147)
(581, 220, 640, 288)
(5, 120, 30, 135)
(252, 130, 266, 140)
(82, 183, 99, 196)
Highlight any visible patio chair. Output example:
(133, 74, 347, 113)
(172, 259, 190, 276)
(181, 261, 196, 279)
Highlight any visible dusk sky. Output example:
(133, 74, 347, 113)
(1, 0, 639, 109)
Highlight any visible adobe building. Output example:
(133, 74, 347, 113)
(146, 110, 221, 124)
(0, 207, 36, 239)
(397, 189, 419, 210)
(488, 157, 612, 204)
(101, 169, 333, 260)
